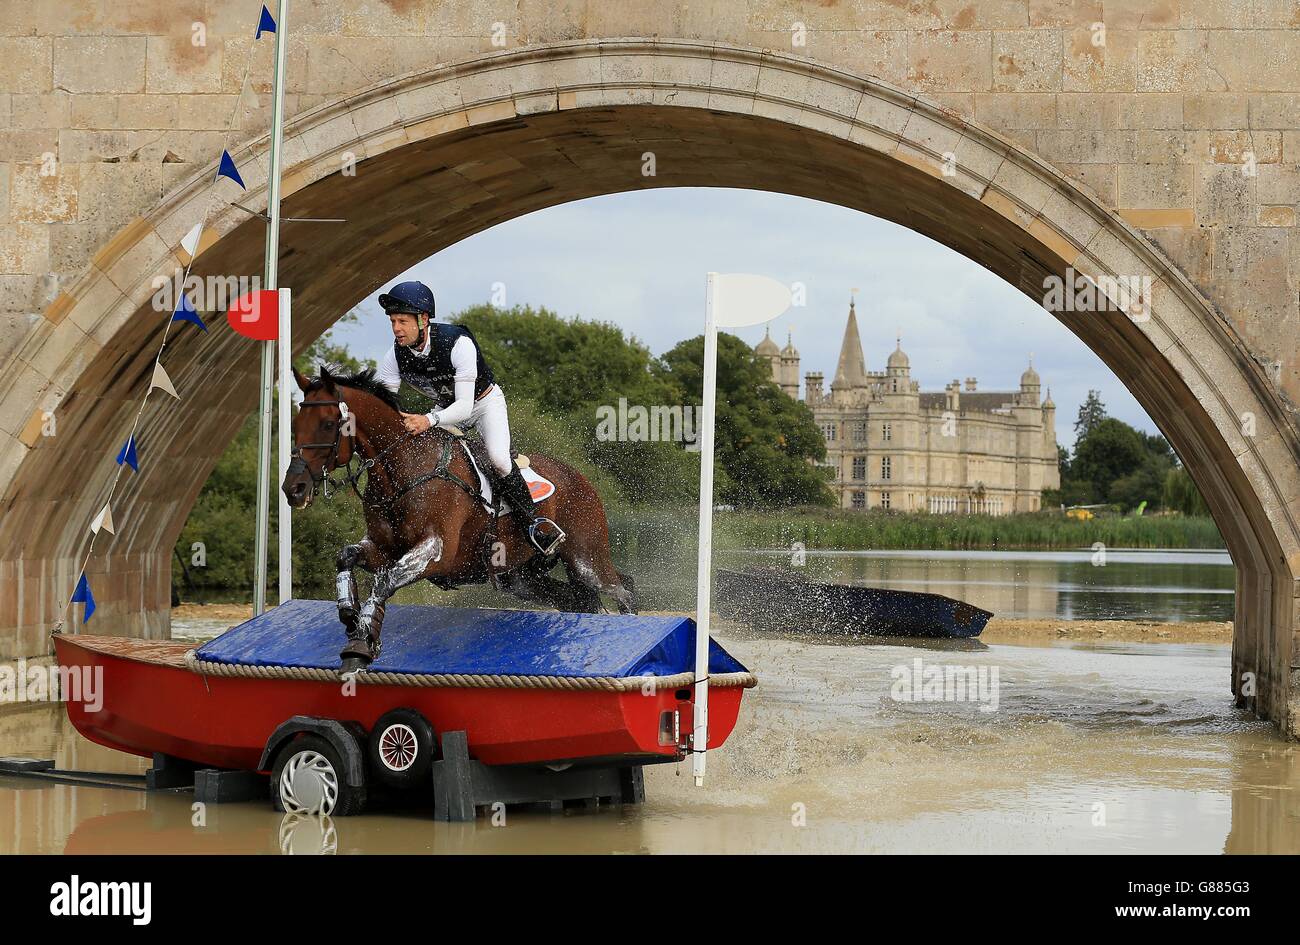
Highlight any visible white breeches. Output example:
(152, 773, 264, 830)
(444, 385, 513, 477)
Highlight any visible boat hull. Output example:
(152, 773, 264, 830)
(54, 635, 743, 771)
(715, 568, 992, 638)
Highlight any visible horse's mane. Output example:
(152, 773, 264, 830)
(315, 365, 402, 413)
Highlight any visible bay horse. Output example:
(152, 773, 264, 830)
(281, 365, 636, 674)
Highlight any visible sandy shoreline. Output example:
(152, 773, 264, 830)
(172, 602, 1232, 644)
(980, 617, 1231, 644)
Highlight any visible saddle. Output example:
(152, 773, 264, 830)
(451, 427, 525, 474)
(446, 427, 555, 514)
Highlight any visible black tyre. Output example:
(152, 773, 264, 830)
(367, 708, 437, 789)
(271, 733, 367, 816)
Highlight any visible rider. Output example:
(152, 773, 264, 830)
(373, 280, 566, 556)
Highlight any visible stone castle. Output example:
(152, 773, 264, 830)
(757, 300, 1060, 515)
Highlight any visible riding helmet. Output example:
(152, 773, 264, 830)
(378, 280, 435, 318)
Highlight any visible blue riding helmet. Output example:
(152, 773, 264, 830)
(378, 280, 435, 318)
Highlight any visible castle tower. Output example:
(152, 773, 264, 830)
(830, 297, 868, 404)
(755, 326, 780, 382)
(1019, 355, 1041, 406)
(778, 330, 800, 398)
(805, 371, 824, 403)
(1042, 386, 1057, 454)
(885, 334, 910, 394)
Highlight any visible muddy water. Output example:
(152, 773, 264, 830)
(2, 631, 1296, 854)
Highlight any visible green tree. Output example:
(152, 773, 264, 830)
(1109, 453, 1172, 510)
(1163, 466, 1211, 516)
(655, 332, 832, 507)
(454, 303, 677, 412)
(1041, 444, 1075, 508)
(451, 303, 699, 501)
(1074, 389, 1107, 441)
(295, 306, 370, 377)
(1072, 418, 1146, 504)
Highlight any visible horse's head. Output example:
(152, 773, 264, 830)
(282, 366, 357, 508)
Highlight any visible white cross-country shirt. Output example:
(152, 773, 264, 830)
(374, 329, 481, 427)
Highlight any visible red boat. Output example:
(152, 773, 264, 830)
(54, 600, 755, 818)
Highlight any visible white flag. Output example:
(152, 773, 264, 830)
(150, 362, 180, 399)
(713, 273, 793, 327)
(91, 503, 115, 535)
(180, 222, 204, 259)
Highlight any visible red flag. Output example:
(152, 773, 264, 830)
(227, 290, 279, 340)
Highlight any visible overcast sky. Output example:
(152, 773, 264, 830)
(328, 187, 1155, 450)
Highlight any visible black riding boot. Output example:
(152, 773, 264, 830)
(499, 466, 566, 556)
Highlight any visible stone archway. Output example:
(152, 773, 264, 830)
(2, 40, 1298, 731)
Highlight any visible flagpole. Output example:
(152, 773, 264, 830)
(692, 272, 719, 786)
(277, 286, 293, 603)
(254, 0, 290, 617)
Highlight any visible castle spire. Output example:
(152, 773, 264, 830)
(831, 297, 867, 389)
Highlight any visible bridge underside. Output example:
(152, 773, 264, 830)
(1, 42, 1297, 733)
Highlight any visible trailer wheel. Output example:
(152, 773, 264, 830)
(271, 734, 366, 816)
(367, 708, 437, 789)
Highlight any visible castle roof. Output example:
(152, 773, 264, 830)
(887, 336, 909, 369)
(918, 391, 1020, 412)
(831, 299, 867, 389)
(1020, 355, 1040, 387)
(755, 327, 780, 357)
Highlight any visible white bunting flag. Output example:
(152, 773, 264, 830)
(90, 503, 115, 535)
(150, 362, 180, 400)
(180, 222, 204, 259)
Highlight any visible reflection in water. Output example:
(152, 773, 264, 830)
(279, 813, 337, 855)
(734, 548, 1235, 623)
(1, 629, 1295, 854)
(281, 547, 1234, 623)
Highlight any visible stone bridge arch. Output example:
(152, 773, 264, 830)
(1, 39, 1298, 730)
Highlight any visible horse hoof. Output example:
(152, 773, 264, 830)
(338, 655, 370, 678)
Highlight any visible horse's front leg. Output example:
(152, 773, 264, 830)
(335, 537, 382, 627)
(345, 536, 444, 672)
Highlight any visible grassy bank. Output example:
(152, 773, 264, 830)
(176, 503, 1223, 604)
(670, 506, 1224, 552)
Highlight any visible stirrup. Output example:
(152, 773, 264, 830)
(528, 518, 566, 557)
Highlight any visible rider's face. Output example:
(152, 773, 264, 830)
(389, 313, 422, 346)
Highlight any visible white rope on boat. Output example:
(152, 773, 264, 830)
(183, 650, 757, 691)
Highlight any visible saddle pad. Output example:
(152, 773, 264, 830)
(195, 598, 750, 679)
(460, 442, 555, 513)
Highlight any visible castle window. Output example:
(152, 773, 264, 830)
(820, 422, 837, 442)
(851, 421, 867, 442)
(880, 492, 891, 509)
(881, 456, 892, 480)
(882, 422, 892, 442)
(851, 491, 865, 510)
(852, 456, 866, 480)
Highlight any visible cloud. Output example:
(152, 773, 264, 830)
(331, 187, 1158, 449)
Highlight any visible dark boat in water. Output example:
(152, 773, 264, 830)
(715, 568, 993, 638)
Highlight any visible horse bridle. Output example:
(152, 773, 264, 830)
(290, 397, 409, 501)
(290, 395, 477, 506)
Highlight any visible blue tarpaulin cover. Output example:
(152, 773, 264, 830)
(195, 599, 749, 679)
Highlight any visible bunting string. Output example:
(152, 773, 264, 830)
(55, 5, 280, 633)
